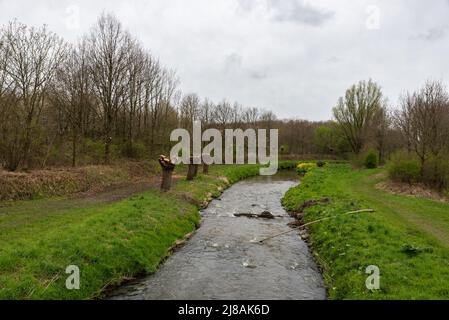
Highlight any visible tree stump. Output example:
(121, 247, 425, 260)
(187, 156, 200, 181)
(158, 155, 175, 191)
(202, 154, 211, 175)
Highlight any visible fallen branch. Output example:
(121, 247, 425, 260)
(234, 211, 281, 219)
(301, 209, 375, 228)
(258, 209, 375, 243)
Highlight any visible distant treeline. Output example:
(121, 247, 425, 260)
(1, 14, 448, 190)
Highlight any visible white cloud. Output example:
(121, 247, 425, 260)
(1, 0, 449, 120)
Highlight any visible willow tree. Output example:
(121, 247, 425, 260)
(333, 79, 386, 154)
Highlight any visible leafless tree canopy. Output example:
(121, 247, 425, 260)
(394, 81, 449, 176)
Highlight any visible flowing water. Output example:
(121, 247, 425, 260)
(108, 171, 326, 300)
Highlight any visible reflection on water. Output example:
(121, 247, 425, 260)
(108, 170, 326, 300)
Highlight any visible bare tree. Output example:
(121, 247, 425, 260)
(86, 14, 132, 164)
(179, 93, 201, 131)
(51, 40, 92, 167)
(1, 21, 68, 170)
(396, 81, 449, 177)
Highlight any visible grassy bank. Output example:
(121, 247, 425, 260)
(0, 162, 296, 299)
(282, 163, 449, 300)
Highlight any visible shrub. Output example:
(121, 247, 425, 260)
(296, 162, 316, 175)
(422, 154, 449, 191)
(82, 138, 105, 165)
(120, 142, 147, 160)
(364, 150, 378, 169)
(317, 160, 326, 168)
(388, 155, 421, 185)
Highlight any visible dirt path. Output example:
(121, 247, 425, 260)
(0, 177, 164, 231)
(357, 173, 449, 249)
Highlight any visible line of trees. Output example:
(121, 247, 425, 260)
(332, 79, 449, 191)
(0, 15, 182, 170)
(0, 14, 343, 171)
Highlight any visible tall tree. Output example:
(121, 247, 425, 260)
(1, 21, 68, 170)
(86, 14, 132, 164)
(333, 79, 385, 154)
(51, 40, 92, 167)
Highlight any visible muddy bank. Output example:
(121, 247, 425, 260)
(108, 171, 326, 300)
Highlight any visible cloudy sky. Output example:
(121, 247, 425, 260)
(1, 0, 448, 120)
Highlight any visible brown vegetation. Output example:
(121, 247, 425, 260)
(0, 161, 157, 201)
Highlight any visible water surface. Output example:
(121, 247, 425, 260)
(109, 171, 326, 300)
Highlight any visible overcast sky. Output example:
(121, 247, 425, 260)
(1, 0, 448, 120)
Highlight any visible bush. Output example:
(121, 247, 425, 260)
(364, 150, 378, 169)
(317, 160, 326, 168)
(120, 142, 147, 160)
(387, 152, 421, 185)
(422, 154, 449, 191)
(296, 162, 316, 175)
(82, 138, 106, 165)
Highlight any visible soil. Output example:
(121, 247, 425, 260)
(376, 181, 449, 203)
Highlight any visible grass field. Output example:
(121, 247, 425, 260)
(0, 162, 296, 300)
(282, 163, 449, 300)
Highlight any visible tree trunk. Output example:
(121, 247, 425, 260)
(158, 155, 175, 192)
(187, 164, 198, 181)
(72, 131, 77, 167)
(105, 136, 112, 165)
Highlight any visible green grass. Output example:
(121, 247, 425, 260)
(282, 163, 449, 300)
(0, 162, 296, 300)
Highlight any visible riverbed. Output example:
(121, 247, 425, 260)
(108, 171, 326, 300)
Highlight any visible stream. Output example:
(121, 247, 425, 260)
(108, 170, 326, 300)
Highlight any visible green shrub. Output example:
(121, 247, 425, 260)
(364, 150, 378, 169)
(422, 154, 449, 191)
(317, 160, 326, 168)
(296, 162, 316, 175)
(82, 138, 105, 164)
(120, 142, 147, 160)
(388, 152, 421, 185)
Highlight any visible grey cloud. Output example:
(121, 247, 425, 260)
(269, 0, 334, 26)
(248, 70, 268, 80)
(326, 56, 339, 64)
(236, 0, 334, 26)
(2, 0, 449, 121)
(417, 26, 447, 41)
(224, 53, 268, 80)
